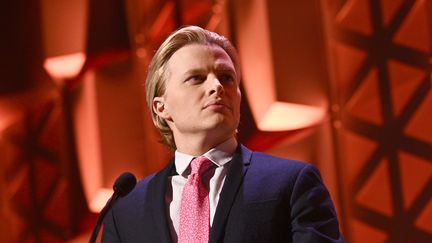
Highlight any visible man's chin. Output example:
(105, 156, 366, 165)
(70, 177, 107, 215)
(203, 123, 236, 136)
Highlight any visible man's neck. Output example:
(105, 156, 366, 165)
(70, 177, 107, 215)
(175, 134, 236, 156)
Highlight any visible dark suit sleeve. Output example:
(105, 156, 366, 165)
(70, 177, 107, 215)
(101, 209, 121, 243)
(290, 164, 344, 242)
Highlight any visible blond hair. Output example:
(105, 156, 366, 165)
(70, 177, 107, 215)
(145, 26, 241, 151)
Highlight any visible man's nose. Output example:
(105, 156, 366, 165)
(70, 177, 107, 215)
(209, 76, 224, 96)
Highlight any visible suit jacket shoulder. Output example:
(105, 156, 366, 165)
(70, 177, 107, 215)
(243, 150, 310, 203)
(224, 146, 343, 242)
(102, 161, 175, 243)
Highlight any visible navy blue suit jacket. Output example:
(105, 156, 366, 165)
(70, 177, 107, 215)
(102, 145, 343, 242)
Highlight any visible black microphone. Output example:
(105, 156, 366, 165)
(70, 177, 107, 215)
(89, 172, 137, 243)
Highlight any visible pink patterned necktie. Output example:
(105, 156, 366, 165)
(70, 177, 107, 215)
(178, 156, 213, 243)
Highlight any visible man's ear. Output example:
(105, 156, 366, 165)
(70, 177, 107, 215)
(153, 97, 171, 120)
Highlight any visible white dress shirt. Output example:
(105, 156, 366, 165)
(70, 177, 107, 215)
(165, 137, 237, 242)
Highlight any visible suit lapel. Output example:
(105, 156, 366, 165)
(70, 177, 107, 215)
(209, 145, 252, 243)
(148, 159, 175, 243)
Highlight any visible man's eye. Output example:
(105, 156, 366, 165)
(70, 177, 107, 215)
(218, 74, 234, 83)
(187, 75, 206, 83)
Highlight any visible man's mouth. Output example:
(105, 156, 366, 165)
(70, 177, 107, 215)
(204, 100, 231, 110)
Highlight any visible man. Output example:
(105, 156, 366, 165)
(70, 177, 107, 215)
(102, 26, 343, 243)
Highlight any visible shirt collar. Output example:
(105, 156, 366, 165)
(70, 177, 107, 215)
(174, 137, 238, 177)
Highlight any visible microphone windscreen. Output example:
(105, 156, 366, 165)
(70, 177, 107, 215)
(113, 172, 137, 197)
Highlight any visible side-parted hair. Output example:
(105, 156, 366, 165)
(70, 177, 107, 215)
(145, 26, 241, 151)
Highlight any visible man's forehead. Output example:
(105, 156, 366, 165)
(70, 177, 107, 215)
(167, 44, 235, 72)
(166, 44, 236, 77)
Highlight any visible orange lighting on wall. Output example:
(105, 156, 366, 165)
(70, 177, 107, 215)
(0, 106, 17, 134)
(43, 52, 86, 81)
(258, 101, 326, 131)
(235, 0, 328, 133)
(89, 188, 113, 213)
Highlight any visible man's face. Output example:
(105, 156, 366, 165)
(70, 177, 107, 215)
(153, 44, 241, 144)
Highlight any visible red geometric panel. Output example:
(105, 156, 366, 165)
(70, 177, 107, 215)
(2, 121, 26, 179)
(42, 230, 64, 243)
(398, 152, 432, 209)
(404, 91, 432, 144)
(7, 212, 26, 243)
(351, 219, 388, 243)
(355, 158, 394, 217)
(380, 0, 405, 26)
(415, 198, 432, 234)
(334, 43, 368, 91)
(326, 0, 432, 241)
(34, 158, 61, 202)
(387, 61, 425, 116)
(10, 166, 33, 211)
(37, 104, 63, 153)
(346, 68, 383, 125)
(181, 1, 213, 24)
(337, 0, 372, 35)
(0, 98, 88, 242)
(43, 179, 70, 230)
(340, 129, 378, 185)
(393, 0, 431, 52)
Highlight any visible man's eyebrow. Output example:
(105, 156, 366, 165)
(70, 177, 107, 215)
(217, 68, 237, 78)
(180, 69, 208, 80)
(181, 65, 236, 78)
(215, 64, 236, 72)
(183, 68, 206, 76)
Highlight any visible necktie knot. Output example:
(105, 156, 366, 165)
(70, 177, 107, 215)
(190, 156, 213, 176)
